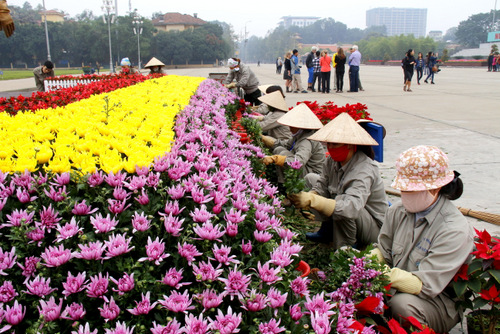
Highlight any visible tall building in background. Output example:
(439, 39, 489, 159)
(366, 8, 427, 37)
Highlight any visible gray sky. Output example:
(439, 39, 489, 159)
(9, 0, 499, 38)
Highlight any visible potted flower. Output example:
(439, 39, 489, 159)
(452, 229, 500, 334)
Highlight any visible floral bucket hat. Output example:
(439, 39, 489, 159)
(392, 145, 455, 191)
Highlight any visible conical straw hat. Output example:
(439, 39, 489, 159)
(258, 84, 273, 93)
(144, 57, 165, 68)
(257, 91, 288, 112)
(308, 113, 378, 145)
(277, 103, 323, 129)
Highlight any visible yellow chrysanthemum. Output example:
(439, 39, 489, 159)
(1, 75, 204, 174)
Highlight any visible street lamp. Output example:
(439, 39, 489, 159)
(132, 12, 143, 71)
(42, 0, 51, 61)
(102, 0, 115, 73)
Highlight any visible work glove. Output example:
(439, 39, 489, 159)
(252, 115, 264, 121)
(288, 192, 336, 217)
(225, 82, 236, 89)
(261, 135, 276, 148)
(388, 267, 423, 295)
(367, 247, 386, 264)
(0, 0, 15, 38)
(262, 155, 286, 166)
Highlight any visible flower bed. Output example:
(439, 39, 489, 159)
(297, 100, 372, 125)
(0, 75, 201, 174)
(0, 76, 396, 333)
(0, 73, 163, 115)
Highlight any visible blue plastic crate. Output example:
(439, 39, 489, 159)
(362, 122, 384, 162)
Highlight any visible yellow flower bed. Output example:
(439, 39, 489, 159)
(0, 75, 204, 174)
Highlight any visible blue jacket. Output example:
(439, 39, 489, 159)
(291, 55, 300, 74)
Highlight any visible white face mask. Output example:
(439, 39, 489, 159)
(400, 190, 436, 213)
(233, 67, 240, 72)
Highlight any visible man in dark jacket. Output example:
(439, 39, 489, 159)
(33, 61, 55, 92)
(306, 46, 317, 91)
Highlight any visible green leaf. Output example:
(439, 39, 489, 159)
(468, 260, 483, 275)
(468, 279, 482, 293)
(473, 298, 488, 309)
(453, 280, 468, 296)
(488, 269, 500, 284)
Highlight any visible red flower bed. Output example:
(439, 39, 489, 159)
(297, 100, 372, 125)
(0, 73, 164, 115)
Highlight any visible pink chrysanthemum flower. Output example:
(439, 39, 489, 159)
(62, 302, 86, 320)
(160, 268, 191, 289)
(151, 319, 182, 334)
(41, 244, 73, 267)
(290, 276, 310, 297)
(110, 272, 135, 295)
(184, 313, 209, 334)
(258, 318, 286, 334)
(131, 211, 151, 233)
(219, 266, 251, 300)
(4, 300, 25, 325)
(158, 290, 195, 313)
(193, 222, 225, 241)
(0, 280, 17, 303)
(99, 296, 120, 322)
(311, 311, 333, 334)
(127, 291, 158, 316)
(208, 306, 242, 334)
(257, 261, 282, 285)
(104, 321, 135, 334)
(75, 241, 105, 261)
(104, 233, 134, 259)
(90, 213, 119, 234)
(37, 296, 63, 322)
(55, 217, 83, 243)
(138, 236, 170, 265)
(62, 271, 87, 297)
(24, 275, 57, 297)
(241, 289, 268, 312)
(177, 242, 202, 265)
(196, 288, 224, 310)
(86, 273, 109, 299)
(71, 322, 97, 334)
(0, 246, 17, 275)
(72, 200, 99, 216)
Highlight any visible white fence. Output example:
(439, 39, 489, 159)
(44, 79, 99, 92)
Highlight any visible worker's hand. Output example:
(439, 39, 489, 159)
(225, 82, 236, 89)
(300, 210, 316, 220)
(367, 247, 386, 264)
(261, 135, 276, 148)
(388, 267, 423, 295)
(288, 192, 336, 217)
(262, 155, 286, 166)
(250, 115, 264, 121)
(0, 0, 15, 38)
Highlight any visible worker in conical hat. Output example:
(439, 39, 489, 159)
(261, 103, 325, 190)
(288, 113, 387, 249)
(144, 57, 166, 75)
(373, 145, 471, 333)
(119, 57, 139, 74)
(253, 88, 291, 140)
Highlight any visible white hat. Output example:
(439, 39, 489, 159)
(257, 91, 288, 112)
(227, 58, 239, 68)
(144, 57, 165, 68)
(308, 113, 378, 145)
(120, 57, 131, 66)
(277, 103, 323, 130)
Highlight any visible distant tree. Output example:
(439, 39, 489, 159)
(442, 27, 457, 43)
(441, 49, 450, 61)
(456, 11, 500, 47)
(151, 12, 163, 20)
(357, 35, 437, 60)
(10, 2, 41, 24)
(492, 44, 499, 54)
(75, 10, 95, 22)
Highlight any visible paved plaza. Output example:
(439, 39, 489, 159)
(1, 64, 498, 332)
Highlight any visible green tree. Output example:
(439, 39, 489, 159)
(456, 11, 500, 47)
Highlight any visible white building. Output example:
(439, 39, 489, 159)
(280, 16, 320, 29)
(366, 8, 427, 38)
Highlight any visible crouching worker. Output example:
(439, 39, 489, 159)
(370, 145, 473, 333)
(261, 103, 325, 188)
(224, 58, 262, 106)
(288, 113, 387, 248)
(253, 90, 292, 140)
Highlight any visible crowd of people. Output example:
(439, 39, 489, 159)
(277, 45, 365, 94)
(402, 50, 440, 90)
